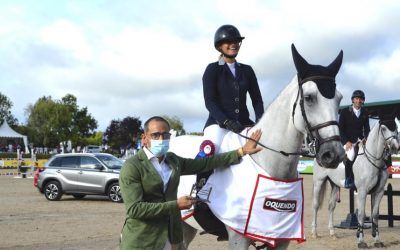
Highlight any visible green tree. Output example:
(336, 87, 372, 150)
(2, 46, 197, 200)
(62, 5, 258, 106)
(0, 92, 18, 126)
(105, 116, 142, 151)
(163, 115, 186, 135)
(26, 94, 98, 147)
(85, 131, 103, 145)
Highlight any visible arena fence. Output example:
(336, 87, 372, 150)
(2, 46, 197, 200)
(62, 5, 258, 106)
(337, 183, 400, 229)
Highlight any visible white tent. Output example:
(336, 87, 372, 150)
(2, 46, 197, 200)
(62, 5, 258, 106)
(0, 121, 29, 153)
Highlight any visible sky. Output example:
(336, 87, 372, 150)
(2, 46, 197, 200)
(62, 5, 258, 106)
(1, 0, 399, 133)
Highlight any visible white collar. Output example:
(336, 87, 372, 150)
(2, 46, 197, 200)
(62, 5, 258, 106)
(218, 57, 241, 66)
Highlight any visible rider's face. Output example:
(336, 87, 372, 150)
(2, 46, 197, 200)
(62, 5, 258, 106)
(352, 97, 364, 109)
(219, 40, 241, 58)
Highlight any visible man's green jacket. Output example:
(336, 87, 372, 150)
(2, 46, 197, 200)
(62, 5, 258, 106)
(119, 148, 240, 250)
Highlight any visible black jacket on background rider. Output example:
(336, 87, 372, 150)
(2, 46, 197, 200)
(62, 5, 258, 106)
(339, 106, 370, 145)
(202, 59, 264, 129)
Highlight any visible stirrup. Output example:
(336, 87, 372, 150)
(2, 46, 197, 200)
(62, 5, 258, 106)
(344, 178, 355, 189)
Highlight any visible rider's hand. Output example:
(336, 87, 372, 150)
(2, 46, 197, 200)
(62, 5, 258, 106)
(177, 196, 194, 210)
(224, 119, 245, 133)
(345, 142, 352, 151)
(240, 129, 262, 156)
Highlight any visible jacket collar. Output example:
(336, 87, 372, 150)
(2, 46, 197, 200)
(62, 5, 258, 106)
(218, 57, 241, 67)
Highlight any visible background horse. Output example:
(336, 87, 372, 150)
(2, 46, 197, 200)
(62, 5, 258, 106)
(312, 117, 399, 248)
(171, 44, 345, 250)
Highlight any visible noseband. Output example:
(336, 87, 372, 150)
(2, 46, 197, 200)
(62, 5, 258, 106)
(292, 76, 341, 155)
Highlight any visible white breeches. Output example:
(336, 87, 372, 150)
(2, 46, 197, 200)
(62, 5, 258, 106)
(203, 124, 229, 153)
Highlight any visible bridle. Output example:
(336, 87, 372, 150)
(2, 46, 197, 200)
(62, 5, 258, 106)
(237, 75, 340, 157)
(362, 124, 398, 170)
(291, 75, 341, 156)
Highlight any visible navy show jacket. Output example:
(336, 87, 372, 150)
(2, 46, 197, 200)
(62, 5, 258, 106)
(202, 59, 264, 129)
(338, 105, 370, 145)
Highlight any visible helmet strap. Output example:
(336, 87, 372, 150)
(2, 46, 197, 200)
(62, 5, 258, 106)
(223, 53, 237, 59)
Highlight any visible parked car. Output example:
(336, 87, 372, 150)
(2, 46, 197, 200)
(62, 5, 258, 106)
(37, 153, 123, 202)
(84, 145, 102, 153)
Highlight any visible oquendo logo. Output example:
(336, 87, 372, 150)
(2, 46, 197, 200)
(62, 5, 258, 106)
(263, 198, 297, 212)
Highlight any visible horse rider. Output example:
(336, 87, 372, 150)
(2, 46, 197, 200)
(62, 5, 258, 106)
(339, 90, 370, 188)
(202, 24, 264, 153)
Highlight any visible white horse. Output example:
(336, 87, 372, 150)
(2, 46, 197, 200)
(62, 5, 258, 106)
(312, 117, 399, 248)
(171, 44, 345, 250)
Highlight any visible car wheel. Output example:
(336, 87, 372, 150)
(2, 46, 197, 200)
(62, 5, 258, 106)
(72, 194, 86, 199)
(108, 183, 122, 203)
(44, 181, 63, 201)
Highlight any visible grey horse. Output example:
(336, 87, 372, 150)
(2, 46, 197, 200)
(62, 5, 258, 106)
(312, 118, 399, 248)
(171, 44, 346, 249)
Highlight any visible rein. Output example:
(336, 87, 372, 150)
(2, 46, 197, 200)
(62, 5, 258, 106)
(234, 75, 340, 158)
(361, 125, 398, 170)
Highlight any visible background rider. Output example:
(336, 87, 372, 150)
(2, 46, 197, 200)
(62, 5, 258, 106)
(339, 90, 370, 188)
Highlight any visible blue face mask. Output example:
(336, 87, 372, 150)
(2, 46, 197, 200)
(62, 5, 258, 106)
(150, 139, 170, 157)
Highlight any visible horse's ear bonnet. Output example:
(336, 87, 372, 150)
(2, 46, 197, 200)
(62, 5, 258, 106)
(378, 111, 397, 131)
(291, 44, 343, 99)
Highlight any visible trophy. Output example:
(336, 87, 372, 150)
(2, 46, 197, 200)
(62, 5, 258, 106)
(190, 178, 212, 203)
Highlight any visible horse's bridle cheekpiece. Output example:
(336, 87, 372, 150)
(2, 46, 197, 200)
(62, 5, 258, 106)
(293, 75, 341, 156)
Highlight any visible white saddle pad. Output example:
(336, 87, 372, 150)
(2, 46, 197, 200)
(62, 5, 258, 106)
(174, 131, 305, 247)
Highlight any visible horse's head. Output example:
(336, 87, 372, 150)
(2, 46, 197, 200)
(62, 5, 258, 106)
(378, 117, 399, 154)
(291, 44, 346, 168)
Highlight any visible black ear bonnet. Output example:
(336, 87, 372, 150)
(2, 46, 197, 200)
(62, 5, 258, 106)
(379, 112, 397, 132)
(292, 44, 343, 99)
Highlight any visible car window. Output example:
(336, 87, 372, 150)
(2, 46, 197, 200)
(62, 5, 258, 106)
(80, 156, 101, 169)
(60, 157, 79, 168)
(95, 154, 123, 169)
(48, 157, 61, 167)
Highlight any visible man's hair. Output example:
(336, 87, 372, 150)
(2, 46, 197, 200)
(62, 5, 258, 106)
(143, 116, 170, 132)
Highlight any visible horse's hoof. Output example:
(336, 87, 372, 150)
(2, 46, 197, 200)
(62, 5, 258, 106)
(374, 242, 384, 248)
(312, 234, 320, 239)
(330, 234, 337, 240)
(358, 242, 368, 249)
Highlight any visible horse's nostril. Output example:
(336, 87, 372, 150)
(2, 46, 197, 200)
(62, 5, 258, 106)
(321, 151, 334, 162)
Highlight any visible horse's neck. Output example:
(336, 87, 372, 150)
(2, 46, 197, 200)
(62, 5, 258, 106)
(363, 125, 385, 164)
(250, 78, 303, 180)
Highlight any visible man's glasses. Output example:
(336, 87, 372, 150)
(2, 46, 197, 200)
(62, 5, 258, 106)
(149, 132, 171, 140)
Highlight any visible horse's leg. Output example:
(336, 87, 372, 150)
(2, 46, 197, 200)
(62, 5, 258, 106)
(328, 182, 340, 238)
(226, 226, 250, 250)
(267, 241, 290, 250)
(311, 178, 326, 238)
(371, 189, 385, 248)
(177, 221, 198, 250)
(356, 191, 368, 249)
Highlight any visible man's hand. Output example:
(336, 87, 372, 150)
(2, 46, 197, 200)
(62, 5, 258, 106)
(345, 141, 352, 151)
(241, 129, 262, 155)
(177, 196, 194, 210)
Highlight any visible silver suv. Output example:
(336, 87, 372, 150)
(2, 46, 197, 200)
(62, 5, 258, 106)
(37, 153, 123, 202)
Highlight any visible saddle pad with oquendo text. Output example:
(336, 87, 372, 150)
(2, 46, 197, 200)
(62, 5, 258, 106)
(198, 154, 305, 247)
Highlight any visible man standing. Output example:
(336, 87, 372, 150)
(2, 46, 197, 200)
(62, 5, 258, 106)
(339, 90, 370, 188)
(119, 116, 261, 250)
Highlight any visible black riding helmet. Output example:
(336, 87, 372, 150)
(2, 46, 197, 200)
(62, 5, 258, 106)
(214, 25, 245, 50)
(351, 90, 365, 100)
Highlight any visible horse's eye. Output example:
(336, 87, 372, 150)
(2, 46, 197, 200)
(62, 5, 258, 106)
(304, 95, 313, 103)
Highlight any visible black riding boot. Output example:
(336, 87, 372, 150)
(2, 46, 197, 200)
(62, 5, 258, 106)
(344, 159, 355, 189)
(384, 155, 392, 168)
